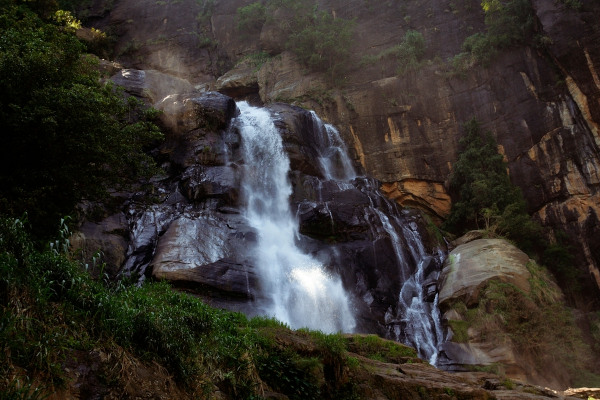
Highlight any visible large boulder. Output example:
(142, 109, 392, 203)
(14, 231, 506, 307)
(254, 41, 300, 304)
(436, 233, 589, 389)
(438, 238, 532, 307)
(156, 92, 239, 167)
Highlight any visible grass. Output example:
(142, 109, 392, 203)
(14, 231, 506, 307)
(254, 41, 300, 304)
(0, 217, 373, 398)
(345, 334, 418, 364)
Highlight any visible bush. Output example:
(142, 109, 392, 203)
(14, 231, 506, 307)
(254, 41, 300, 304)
(236, 2, 266, 32)
(286, 11, 355, 82)
(0, 3, 163, 237)
(360, 30, 427, 75)
(443, 118, 538, 249)
(455, 0, 534, 69)
(396, 30, 426, 74)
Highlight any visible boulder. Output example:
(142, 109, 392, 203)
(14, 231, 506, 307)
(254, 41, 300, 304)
(438, 237, 532, 307)
(216, 62, 259, 98)
(156, 92, 239, 167)
(110, 68, 194, 102)
(180, 165, 239, 205)
(150, 214, 257, 300)
(70, 213, 129, 277)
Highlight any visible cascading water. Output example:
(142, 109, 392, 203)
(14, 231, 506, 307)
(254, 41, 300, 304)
(307, 110, 443, 364)
(381, 211, 444, 365)
(309, 110, 356, 182)
(235, 102, 355, 333)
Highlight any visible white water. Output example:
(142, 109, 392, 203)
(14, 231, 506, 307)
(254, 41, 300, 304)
(379, 211, 443, 365)
(309, 111, 357, 181)
(236, 102, 355, 333)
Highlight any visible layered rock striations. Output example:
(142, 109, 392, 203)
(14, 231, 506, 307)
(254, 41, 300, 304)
(84, 0, 600, 302)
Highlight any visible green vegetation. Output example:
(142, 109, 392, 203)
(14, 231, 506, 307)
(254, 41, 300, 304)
(542, 230, 580, 295)
(237, 50, 273, 72)
(1, 217, 390, 398)
(450, 0, 535, 73)
(235, 0, 356, 84)
(448, 264, 597, 386)
(236, 2, 267, 32)
(0, 1, 163, 238)
(560, 0, 582, 10)
(345, 334, 418, 363)
(286, 11, 355, 83)
(360, 30, 426, 76)
(443, 118, 540, 251)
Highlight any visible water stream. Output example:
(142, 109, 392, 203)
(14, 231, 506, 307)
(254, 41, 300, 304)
(236, 102, 355, 333)
(236, 103, 442, 363)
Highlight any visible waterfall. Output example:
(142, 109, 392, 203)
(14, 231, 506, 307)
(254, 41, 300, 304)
(236, 102, 355, 333)
(307, 110, 443, 364)
(120, 98, 444, 363)
(378, 209, 443, 365)
(309, 110, 356, 181)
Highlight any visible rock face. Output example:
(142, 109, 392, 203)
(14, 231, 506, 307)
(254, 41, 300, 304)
(86, 0, 600, 304)
(438, 239, 532, 307)
(436, 234, 586, 389)
(76, 80, 446, 352)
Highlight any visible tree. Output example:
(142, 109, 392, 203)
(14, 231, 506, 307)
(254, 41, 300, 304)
(0, 4, 163, 237)
(443, 118, 540, 250)
(286, 11, 355, 82)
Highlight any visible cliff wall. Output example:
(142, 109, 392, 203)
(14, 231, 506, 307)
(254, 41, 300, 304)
(88, 0, 600, 303)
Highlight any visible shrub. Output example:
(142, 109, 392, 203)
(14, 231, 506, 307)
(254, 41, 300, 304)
(236, 2, 267, 32)
(396, 30, 426, 74)
(455, 0, 534, 70)
(443, 118, 539, 251)
(286, 11, 355, 83)
(360, 30, 427, 75)
(0, 3, 163, 237)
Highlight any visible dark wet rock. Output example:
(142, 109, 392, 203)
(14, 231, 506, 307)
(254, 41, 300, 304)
(180, 165, 239, 205)
(71, 213, 129, 277)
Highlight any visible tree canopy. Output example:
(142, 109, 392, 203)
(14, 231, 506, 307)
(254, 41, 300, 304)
(0, 1, 163, 237)
(443, 118, 540, 250)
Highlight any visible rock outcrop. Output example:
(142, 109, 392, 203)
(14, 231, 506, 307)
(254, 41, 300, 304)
(437, 234, 589, 389)
(438, 238, 532, 307)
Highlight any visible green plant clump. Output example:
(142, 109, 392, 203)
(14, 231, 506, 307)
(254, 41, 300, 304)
(360, 30, 426, 75)
(0, 216, 366, 398)
(450, 0, 535, 71)
(286, 10, 355, 83)
(235, 0, 356, 84)
(442, 118, 540, 251)
(0, 1, 163, 238)
(447, 267, 598, 387)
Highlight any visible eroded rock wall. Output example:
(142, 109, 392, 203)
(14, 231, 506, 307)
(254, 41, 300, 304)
(86, 0, 600, 300)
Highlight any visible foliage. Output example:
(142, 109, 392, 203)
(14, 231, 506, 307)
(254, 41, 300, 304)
(443, 118, 540, 251)
(360, 30, 426, 76)
(1, 217, 370, 397)
(0, 3, 163, 237)
(560, 0, 582, 9)
(452, 0, 535, 71)
(448, 268, 595, 386)
(256, 351, 321, 400)
(235, 0, 356, 84)
(396, 30, 426, 74)
(286, 11, 355, 83)
(345, 334, 417, 363)
(542, 230, 579, 295)
(236, 2, 267, 32)
(236, 51, 272, 71)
